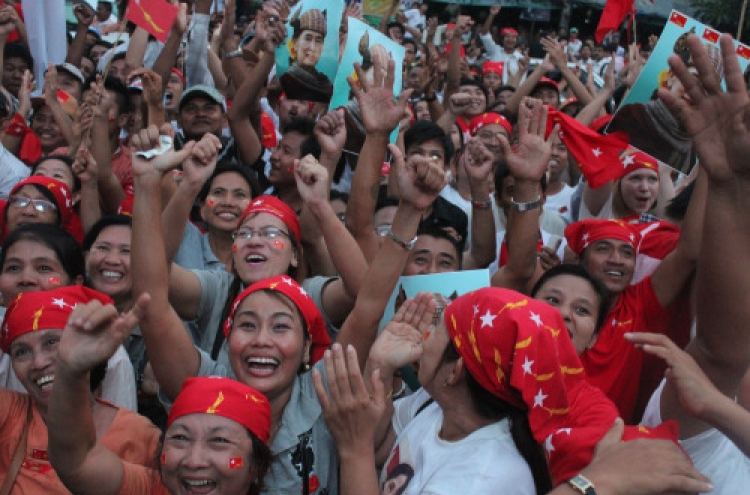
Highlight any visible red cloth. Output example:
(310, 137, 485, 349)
(547, 109, 630, 188)
(8, 177, 79, 240)
(468, 112, 512, 137)
(443, 287, 677, 483)
(580, 276, 671, 423)
(0, 286, 112, 352)
(596, 0, 635, 43)
(125, 0, 179, 42)
(261, 111, 278, 149)
(620, 150, 659, 179)
(223, 275, 330, 364)
(482, 61, 504, 77)
(564, 219, 640, 255)
(19, 131, 42, 166)
(498, 233, 543, 268)
(168, 377, 271, 443)
(500, 28, 518, 36)
(5, 4, 23, 43)
(238, 195, 301, 243)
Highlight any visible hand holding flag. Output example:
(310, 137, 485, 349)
(125, 0, 179, 42)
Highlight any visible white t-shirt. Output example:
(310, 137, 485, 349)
(544, 184, 575, 224)
(641, 380, 750, 495)
(381, 389, 536, 495)
(479, 33, 524, 84)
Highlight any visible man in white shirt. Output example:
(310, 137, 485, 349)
(479, 9, 523, 85)
(566, 27, 582, 59)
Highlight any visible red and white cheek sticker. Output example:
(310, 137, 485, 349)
(206, 198, 216, 207)
(232, 243, 238, 252)
(161, 454, 167, 465)
(48, 276, 61, 286)
(273, 240, 285, 250)
(229, 457, 243, 469)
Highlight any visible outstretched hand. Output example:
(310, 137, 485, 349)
(658, 34, 750, 184)
(57, 295, 151, 375)
(500, 97, 557, 182)
(313, 344, 386, 454)
(348, 55, 414, 135)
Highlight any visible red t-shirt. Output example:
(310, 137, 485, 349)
(580, 276, 669, 424)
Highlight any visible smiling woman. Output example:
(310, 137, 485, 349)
(0, 286, 161, 495)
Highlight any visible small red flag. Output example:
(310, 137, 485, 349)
(228, 457, 243, 469)
(702, 28, 719, 44)
(669, 11, 688, 28)
(547, 109, 630, 188)
(596, 0, 635, 43)
(738, 45, 750, 60)
(125, 0, 178, 43)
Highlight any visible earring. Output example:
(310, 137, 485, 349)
(303, 362, 311, 371)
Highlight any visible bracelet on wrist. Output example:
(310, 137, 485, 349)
(472, 199, 492, 210)
(424, 92, 437, 102)
(386, 226, 418, 251)
(510, 195, 542, 212)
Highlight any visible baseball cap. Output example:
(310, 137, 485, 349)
(55, 63, 85, 84)
(179, 85, 227, 112)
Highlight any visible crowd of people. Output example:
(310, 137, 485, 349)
(0, 0, 748, 494)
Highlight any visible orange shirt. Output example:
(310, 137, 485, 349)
(116, 461, 168, 495)
(0, 390, 160, 495)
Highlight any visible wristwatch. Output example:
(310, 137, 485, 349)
(510, 195, 542, 212)
(224, 47, 243, 59)
(386, 226, 418, 251)
(567, 474, 597, 495)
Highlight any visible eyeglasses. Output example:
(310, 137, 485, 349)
(8, 195, 58, 213)
(232, 226, 291, 241)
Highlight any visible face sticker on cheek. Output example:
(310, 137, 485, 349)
(229, 457, 243, 469)
(48, 276, 61, 286)
(274, 240, 285, 250)
(161, 454, 167, 465)
(206, 198, 216, 207)
(232, 243, 238, 252)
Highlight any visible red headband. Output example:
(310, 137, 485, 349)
(1, 286, 113, 352)
(501, 27, 518, 36)
(11, 176, 74, 233)
(168, 376, 271, 443)
(620, 151, 660, 179)
(468, 112, 512, 137)
(223, 275, 330, 364)
(238, 196, 301, 244)
(172, 68, 186, 88)
(443, 287, 678, 483)
(564, 219, 641, 255)
(535, 76, 560, 93)
(482, 61, 504, 76)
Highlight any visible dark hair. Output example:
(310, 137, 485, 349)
(458, 78, 489, 107)
(387, 21, 405, 35)
(415, 223, 464, 268)
(281, 118, 320, 160)
(196, 163, 260, 204)
(83, 215, 132, 251)
(530, 264, 610, 334)
(329, 190, 349, 204)
(442, 342, 553, 494)
(3, 42, 33, 71)
(665, 180, 694, 223)
(384, 463, 415, 495)
(32, 155, 81, 193)
(0, 223, 85, 282)
(248, 430, 272, 495)
(402, 38, 417, 52)
(404, 120, 455, 163)
(83, 74, 130, 115)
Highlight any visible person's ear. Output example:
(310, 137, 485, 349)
(447, 357, 465, 386)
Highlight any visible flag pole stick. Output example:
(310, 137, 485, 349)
(739, 0, 749, 40)
(632, 10, 637, 47)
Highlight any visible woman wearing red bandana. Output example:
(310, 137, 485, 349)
(0, 286, 160, 495)
(129, 111, 447, 494)
(43, 295, 273, 495)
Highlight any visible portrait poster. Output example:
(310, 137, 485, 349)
(331, 17, 405, 146)
(607, 11, 750, 175)
(275, 0, 344, 103)
(378, 269, 490, 331)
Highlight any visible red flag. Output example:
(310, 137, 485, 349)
(738, 44, 750, 60)
(547, 109, 630, 188)
(596, 0, 635, 43)
(702, 28, 719, 44)
(125, 0, 178, 42)
(669, 11, 688, 28)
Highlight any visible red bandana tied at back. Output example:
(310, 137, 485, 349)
(482, 61, 504, 77)
(443, 287, 678, 483)
(0, 286, 113, 352)
(468, 112, 513, 137)
(238, 196, 301, 243)
(223, 275, 330, 364)
(564, 219, 641, 256)
(620, 150, 660, 179)
(168, 376, 271, 443)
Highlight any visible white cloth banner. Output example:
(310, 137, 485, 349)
(22, 0, 68, 95)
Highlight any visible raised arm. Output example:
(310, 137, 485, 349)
(345, 58, 414, 263)
(505, 55, 555, 117)
(491, 99, 555, 292)
(647, 34, 750, 437)
(152, 3, 188, 94)
(48, 299, 148, 495)
(460, 138, 496, 269)
(542, 37, 592, 106)
(130, 125, 204, 401)
(66, 3, 94, 67)
(72, 146, 103, 234)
